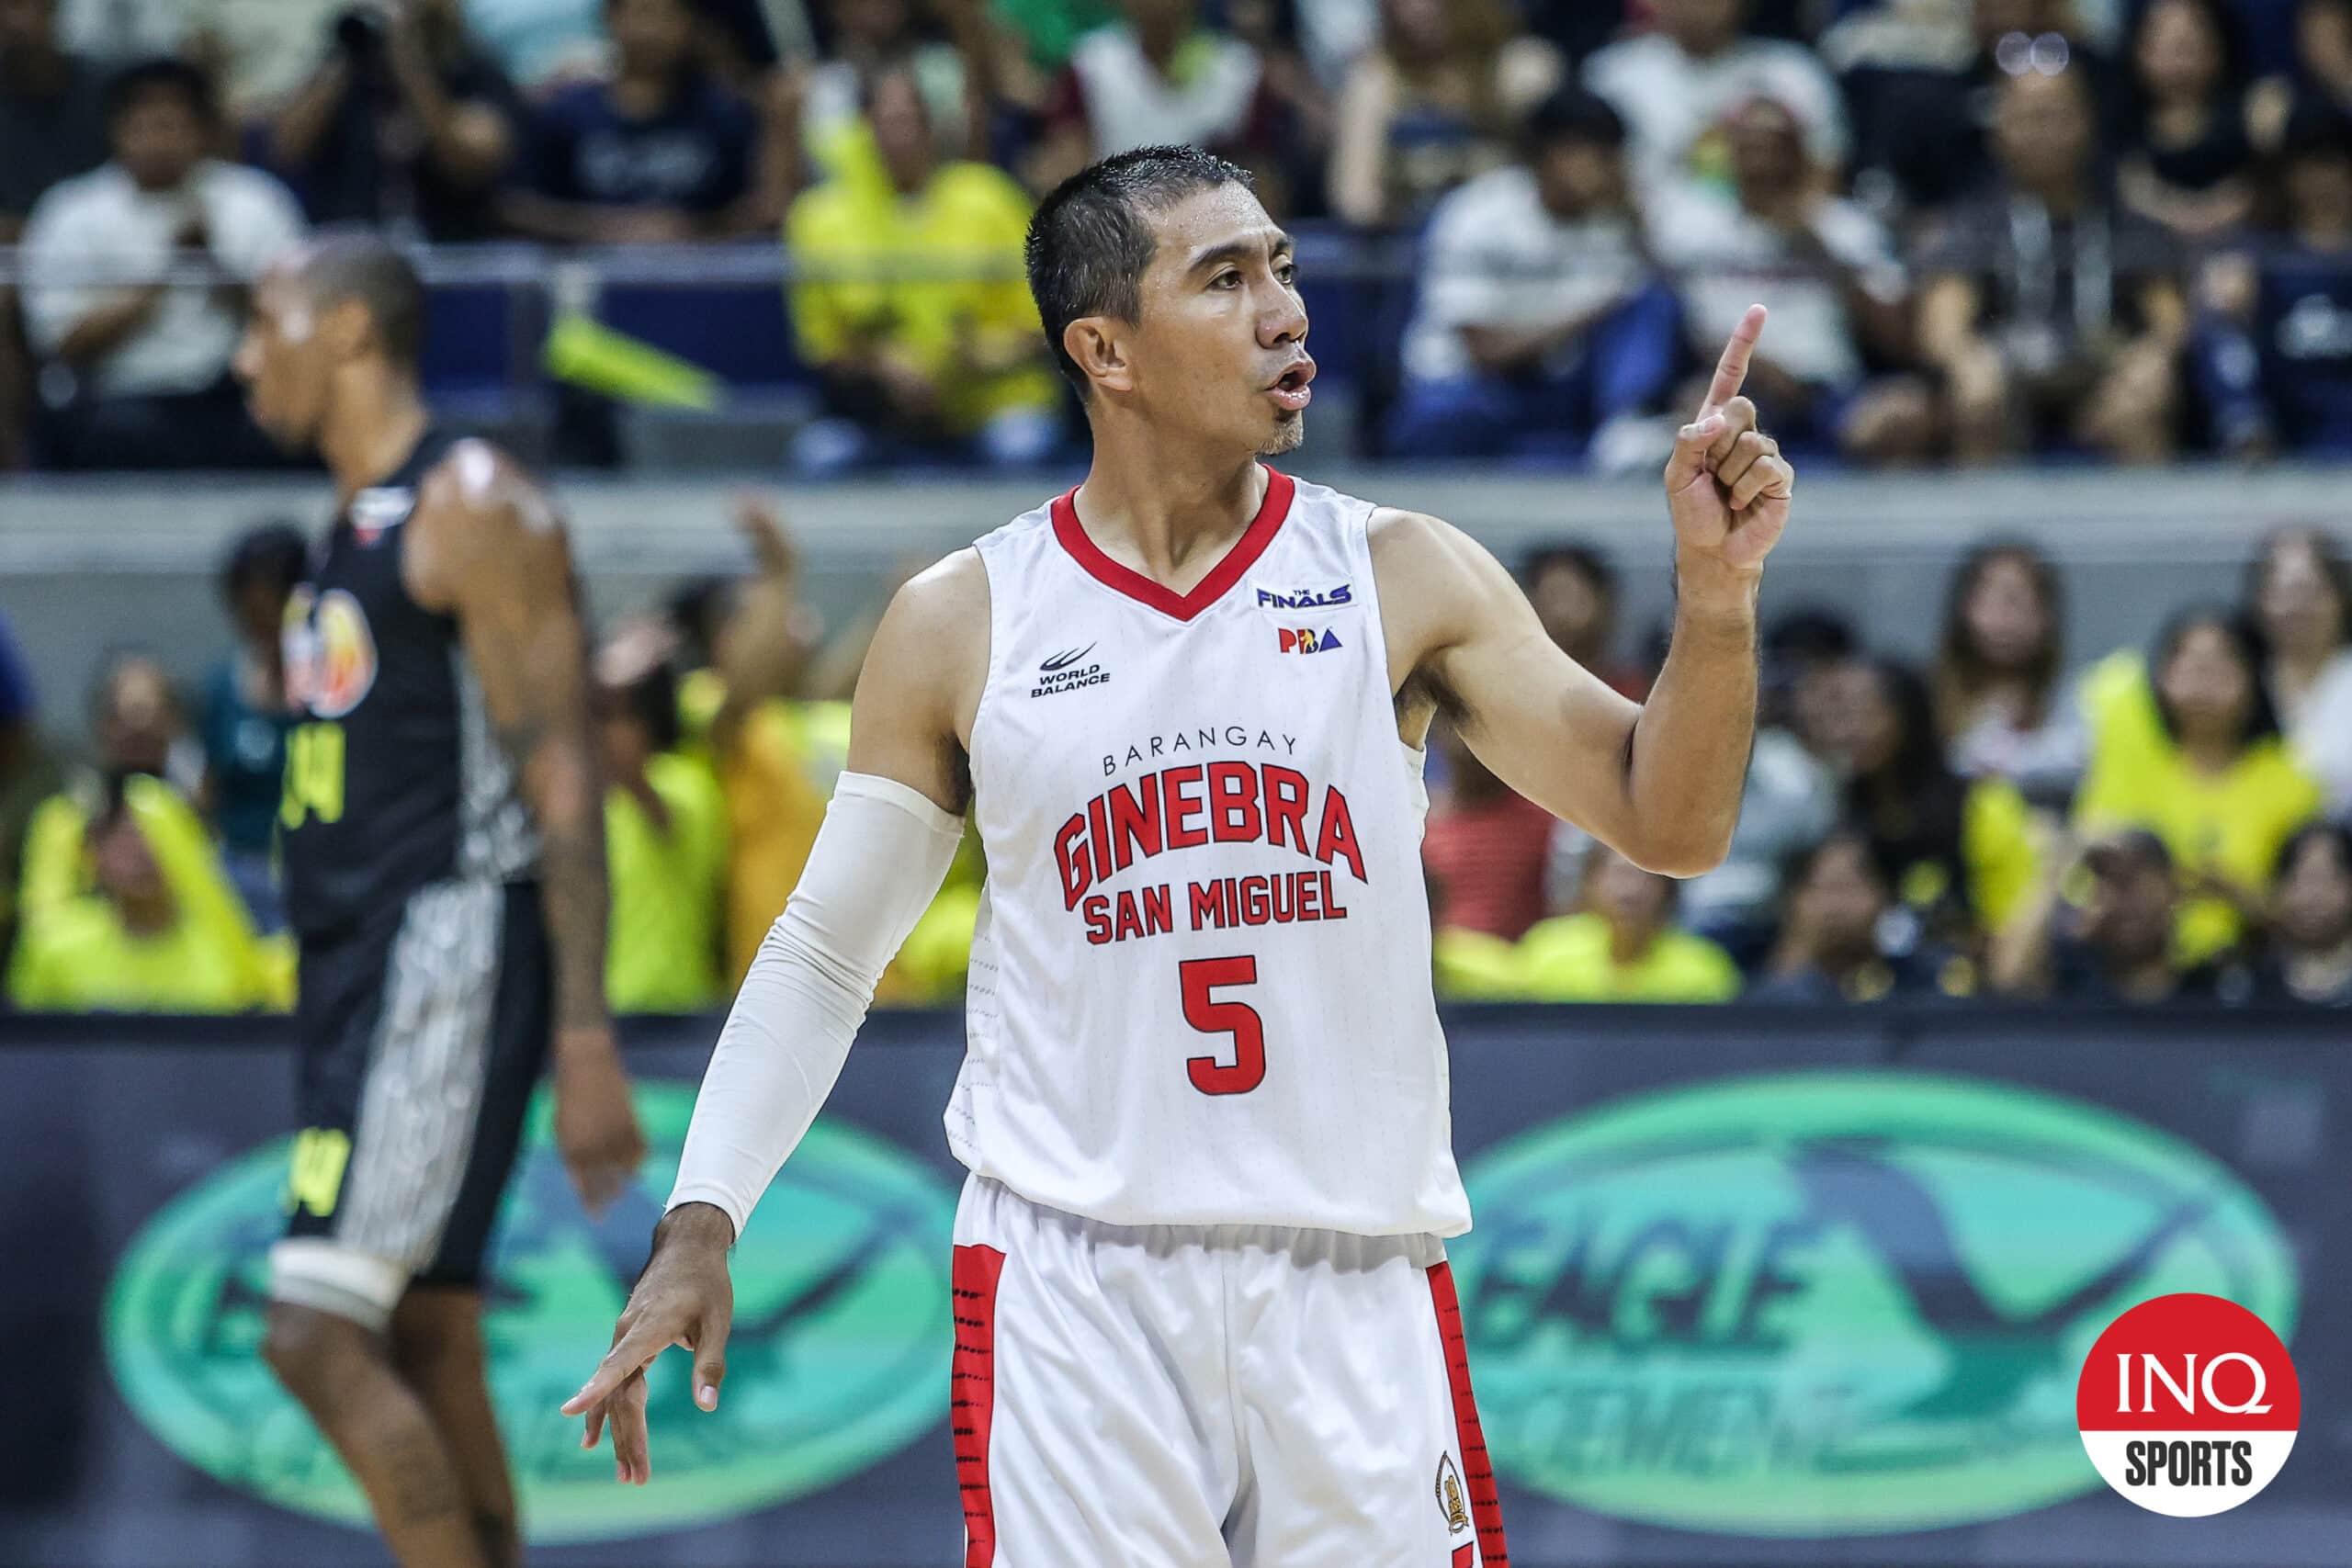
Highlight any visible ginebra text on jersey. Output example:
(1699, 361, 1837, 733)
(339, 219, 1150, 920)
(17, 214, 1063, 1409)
(1055, 761, 1367, 910)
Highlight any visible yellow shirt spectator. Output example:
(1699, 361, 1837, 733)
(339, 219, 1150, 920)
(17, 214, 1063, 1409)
(787, 152, 1057, 437)
(1516, 912, 1743, 1003)
(2074, 621, 2324, 959)
(1433, 925, 1529, 999)
(9, 774, 287, 1012)
(605, 752, 729, 1013)
(682, 672, 835, 984)
(1963, 777, 2040, 935)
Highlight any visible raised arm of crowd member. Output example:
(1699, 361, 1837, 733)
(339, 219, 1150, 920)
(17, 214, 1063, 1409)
(706, 494, 814, 752)
(385, 2, 516, 193)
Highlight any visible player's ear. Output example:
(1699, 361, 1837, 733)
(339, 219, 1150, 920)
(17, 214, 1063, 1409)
(1065, 317, 1132, 396)
(322, 296, 374, 363)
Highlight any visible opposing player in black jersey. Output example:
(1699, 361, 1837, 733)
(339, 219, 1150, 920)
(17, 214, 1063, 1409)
(233, 232, 645, 1568)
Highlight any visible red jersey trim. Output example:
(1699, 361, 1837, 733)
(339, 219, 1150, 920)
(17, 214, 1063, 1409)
(952, 1244, 1008, 1566)
(1429, 1261, 1510, 1568)
(1050, 467, 1295, 622)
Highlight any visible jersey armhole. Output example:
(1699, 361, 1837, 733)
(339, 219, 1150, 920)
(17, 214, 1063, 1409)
(964, 537, 1010, 799)
(1347, 500, 1424, 763)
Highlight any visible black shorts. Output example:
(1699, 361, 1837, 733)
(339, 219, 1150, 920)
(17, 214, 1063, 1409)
(272, 879, 548, 1325)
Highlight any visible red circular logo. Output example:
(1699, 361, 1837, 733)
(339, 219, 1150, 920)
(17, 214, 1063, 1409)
(2076, 1292, 2299, 1517)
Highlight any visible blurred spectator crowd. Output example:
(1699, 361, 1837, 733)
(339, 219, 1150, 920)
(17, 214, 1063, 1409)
(9, 0, 2352, 468)
(3, 508, 2350, 1016)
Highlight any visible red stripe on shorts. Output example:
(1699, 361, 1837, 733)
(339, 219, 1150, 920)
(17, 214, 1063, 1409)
(952, 1244, 1008, 1567)
(1428, 1261, 1510, 1568)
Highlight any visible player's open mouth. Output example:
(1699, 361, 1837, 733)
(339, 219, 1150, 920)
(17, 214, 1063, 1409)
(1266, 359, 1316, 412)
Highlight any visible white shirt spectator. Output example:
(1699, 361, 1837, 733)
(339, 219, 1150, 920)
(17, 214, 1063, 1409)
(1068, 23, 1261, 155)
(1401, 164, 1650, 384)
(21, 160, 306, 398)
(2284, 649, 2352, 813)
(1651, 184, 1905, 389)
(1582, 32, 1848, 195)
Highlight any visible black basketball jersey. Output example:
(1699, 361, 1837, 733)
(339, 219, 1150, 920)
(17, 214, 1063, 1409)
(279, 429, 537, 938)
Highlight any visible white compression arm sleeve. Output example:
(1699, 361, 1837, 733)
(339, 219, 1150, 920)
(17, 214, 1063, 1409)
(666, 771, 966, 1239)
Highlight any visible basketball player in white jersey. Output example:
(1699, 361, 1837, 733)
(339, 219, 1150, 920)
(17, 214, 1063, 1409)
(564, 146, 1793, 1566)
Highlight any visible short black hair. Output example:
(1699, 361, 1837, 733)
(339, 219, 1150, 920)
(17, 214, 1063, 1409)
(299, 229, 429, 370)
(2084, 828, 2176, 881)
(1025, 144, 1256, 394)
(1523, 86, 1624, 157)
(105, 56, 216, 127)
(666, 576, 737, 671)
(607, 656, 683, 754)
(1521, 540, 1618, 599)
(220, 521, 310, 605)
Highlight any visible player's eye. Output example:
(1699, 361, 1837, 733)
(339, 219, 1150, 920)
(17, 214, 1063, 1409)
(1275, 260, 1297, 286)
(1212, 270, 1241, 290)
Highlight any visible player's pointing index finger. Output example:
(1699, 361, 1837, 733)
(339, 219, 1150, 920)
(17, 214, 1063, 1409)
(1700, 304, 1769, 413)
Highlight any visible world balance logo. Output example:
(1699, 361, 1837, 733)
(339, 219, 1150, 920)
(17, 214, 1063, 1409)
(105, 1083, 958, 1542)
(1446, 1070, 2298, 1536)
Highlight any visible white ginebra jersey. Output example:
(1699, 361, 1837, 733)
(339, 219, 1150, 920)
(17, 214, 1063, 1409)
(948, 468, 1471, 1237)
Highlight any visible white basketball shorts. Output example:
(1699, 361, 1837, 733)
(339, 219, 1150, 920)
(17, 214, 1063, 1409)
(949, 1174, 1510, 1568)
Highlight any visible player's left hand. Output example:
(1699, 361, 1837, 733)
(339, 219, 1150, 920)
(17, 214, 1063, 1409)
(1663, 304, 1794, 576)
(554, 1023, 646, 1216)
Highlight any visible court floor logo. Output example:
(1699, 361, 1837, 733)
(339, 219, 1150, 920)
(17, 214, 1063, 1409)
(105, 1082, 958, 1542)
(1447, 1069, 2297, 1537)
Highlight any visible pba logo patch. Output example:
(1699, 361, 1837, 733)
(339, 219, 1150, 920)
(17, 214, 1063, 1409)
(2076, 1292, 2299, 1517)
(281, 587, 379, 718)
(1277, 626, 1342, 655)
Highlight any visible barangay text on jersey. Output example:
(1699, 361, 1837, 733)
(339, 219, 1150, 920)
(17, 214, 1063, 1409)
(1057, 723, 1365, 946)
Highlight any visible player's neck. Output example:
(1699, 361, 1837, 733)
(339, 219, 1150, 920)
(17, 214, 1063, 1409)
(322, 377, 432, 509)
(1072, 434, 1269, 581)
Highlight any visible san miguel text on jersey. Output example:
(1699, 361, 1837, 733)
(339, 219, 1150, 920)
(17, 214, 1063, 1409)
(1057, 736, 1366, 946)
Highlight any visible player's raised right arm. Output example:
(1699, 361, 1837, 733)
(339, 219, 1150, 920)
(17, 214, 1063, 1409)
(562, 552, 987, 1484)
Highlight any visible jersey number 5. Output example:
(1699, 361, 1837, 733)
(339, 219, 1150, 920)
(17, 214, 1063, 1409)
(1180, 956, 1265, 1096)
